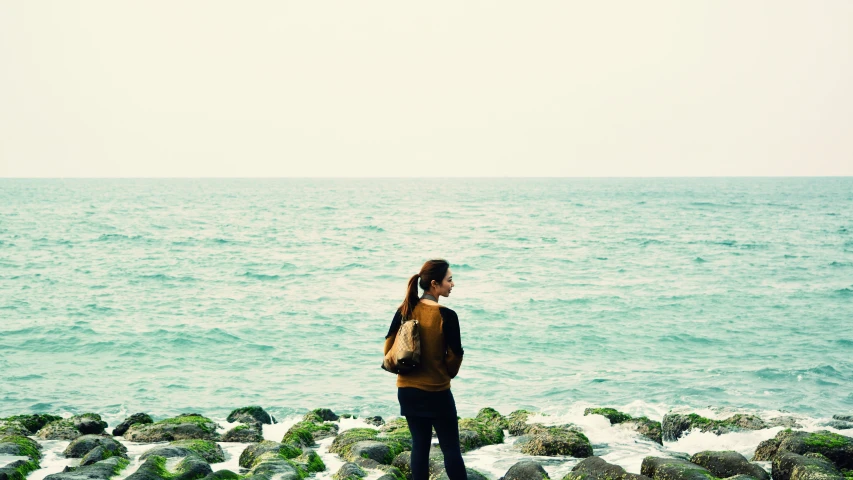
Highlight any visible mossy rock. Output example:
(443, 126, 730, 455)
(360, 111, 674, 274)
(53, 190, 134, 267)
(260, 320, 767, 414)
(125, 414, 220, 443)
(754, 429, 853, 470)
(458, 415, 505, 453)
(629, 417, 663, 446)
(662, 414, 769, 442)
(690, 451, 769, 480)
(329, 428, 411, 465)
(518, 424, 592, 457)
(501, 460, 550, 480)
(64, 435, 127, 459)
(125, 454, 211, 480)
(37, 414, 108, 440)
(0, 420, 31, 438)
(0, 435, 42, 460)
(290, 449, 326, 475)
(221, 425, 263, 443)
(379, 418, 409, 435)
(640, 457, 717, 480)
(508, 410, 534, 436)
(282, 420, 338, 447)
(304, 408, 339, 423)
(247, 452, 301, 480)
(170, 440, 225, 463)
(226, 407, 272, 426)
(113, 413, 153, 437)
(584, 408, 634, 425)
(238, 440, 301, 469)
(772, 450, 843, 480)
(475, 407, 509, 429)
(44, 457, 129, 480)
(563, 456, 651, 480)
(333, 463, 365, 480)
(365, 416, 385, 427)
(202, 470, 241, 480)
(2, 415, 63, 434)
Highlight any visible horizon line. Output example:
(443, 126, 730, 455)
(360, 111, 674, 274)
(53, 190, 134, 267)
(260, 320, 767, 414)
(2, 175, 853, 180)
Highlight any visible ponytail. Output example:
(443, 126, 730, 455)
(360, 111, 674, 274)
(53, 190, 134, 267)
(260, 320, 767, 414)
(397, 259, 449, 320)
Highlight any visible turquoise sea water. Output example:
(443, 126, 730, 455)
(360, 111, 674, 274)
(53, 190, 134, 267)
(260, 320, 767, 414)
(1, 178, 852, 422)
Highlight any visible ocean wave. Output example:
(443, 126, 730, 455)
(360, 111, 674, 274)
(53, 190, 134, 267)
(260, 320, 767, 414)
(138, 273, 197, 282)
(240, 271, 281, 281)
(94, 233, 145, 242)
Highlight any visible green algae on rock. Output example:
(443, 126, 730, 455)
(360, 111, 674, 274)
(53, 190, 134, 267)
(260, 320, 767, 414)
(44, 457, 129, 480)
(689, 451, 769, 480)
(238, 441, 301, 469)
(125, 414, 220, 443)
(516, 424, 593, 457)
(583, 408, 662, 445)
(1, 415, 63, 435)
(753, 429, 853, 470)
(37, 414, 108, 440)
(113, 413, 154, 437)
(329, 428, 411, 465)
(282, 420, 338, 447)
(640, 457, 717, 480)
(562, 456, 651, 480)
(226, 407, 272, 426)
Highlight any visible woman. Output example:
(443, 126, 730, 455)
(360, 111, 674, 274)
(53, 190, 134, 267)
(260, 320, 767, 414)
(384, 259, 466, 480)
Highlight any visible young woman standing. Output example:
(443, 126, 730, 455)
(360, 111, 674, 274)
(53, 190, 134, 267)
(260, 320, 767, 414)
(384, 259, 465, 480)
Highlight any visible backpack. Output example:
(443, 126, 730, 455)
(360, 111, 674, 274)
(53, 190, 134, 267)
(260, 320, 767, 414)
(382, 317, 421, 374)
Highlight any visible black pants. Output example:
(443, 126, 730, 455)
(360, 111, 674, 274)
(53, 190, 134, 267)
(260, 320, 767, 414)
(405, 415, 466, 480)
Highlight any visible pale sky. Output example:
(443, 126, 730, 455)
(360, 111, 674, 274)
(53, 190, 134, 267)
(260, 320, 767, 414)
(1, 1, 851, 177)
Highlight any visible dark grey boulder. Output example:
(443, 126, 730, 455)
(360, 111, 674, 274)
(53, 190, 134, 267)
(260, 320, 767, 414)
(44, 457, 127, 480)
(753, 429, 853, 469)
(833, 415, 853, 423)
(226, 407, 272, 426)
(563, 456, 650, 480)
(499, 460, 549, 480)
(772, 451, 843, 480)
(202, 470, 241, 480)
(662, 414, 772, 442)
(64, 435, 127, 458)
(247, 452, 301, 480)
(38, 414, 108, 440)
(641, 457, 715, 480)
(81, 446, 123, 466)
(349, 440, 390, 463)
(126, 454, 212, 480)
(823, 420, 853, 430)
(139, 440, 225, 464)
(690, 451, 769, 480)
(238, 441, 301, 469)
(516, 424, 593, 457)
(305, 408, 339, 422)
(1, 414, 63, 434)
(221, 425, 263, 442)
(112, 413, 153, 437)
(124, 414, 220, 442)
(334, 463, 365, 480)
(365, 416, 385, 427)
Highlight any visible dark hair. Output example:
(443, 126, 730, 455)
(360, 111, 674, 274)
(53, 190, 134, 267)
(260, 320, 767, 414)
(399, 258, 449, 320)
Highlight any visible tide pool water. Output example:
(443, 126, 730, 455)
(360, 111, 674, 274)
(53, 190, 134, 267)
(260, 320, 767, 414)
(1, 178, 852, 427)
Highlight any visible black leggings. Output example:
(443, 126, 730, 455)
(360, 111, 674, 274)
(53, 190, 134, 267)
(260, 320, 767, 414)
(405, 415, 466, 480)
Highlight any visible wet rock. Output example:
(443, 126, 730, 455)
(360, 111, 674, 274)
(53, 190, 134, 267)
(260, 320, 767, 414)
(517, 424, 593, 457)
(563, 456, 651, 480)
(112, 413, 153, 437)
(282, 419, 339, 446)
(349, 440, 390, 463)
(499, 460, 549, 480)
(507, 410, 534, 436)
(753, 429, 853, 469)
(334, 463, 365, 480)
(124, 414, 219, 442)
(247, 452, 300, 480)
(202, 470, 241, 480)
(772, 451, 843, 480)
(329, 428, 411, 465)
(45, 457, 128, 480)
(662, 414, 775, 442)
(38, 414, 108, 440)
(641, 456, 715, 480)
(1, 415, 63, 434)
(64, 435, 127, 458)
(690, 451, 769, 480)
(238, 441, 301, 469)
(304, 408, 339, 423)
(0, 420, 31, 438)
(584, 408, 634, 425)
(833, 415, 853, 423)
(226, 407, 272, 426)
(140, 439, 225, 464)
(365, 416, 385, 427)
(221, 425, 263, 443)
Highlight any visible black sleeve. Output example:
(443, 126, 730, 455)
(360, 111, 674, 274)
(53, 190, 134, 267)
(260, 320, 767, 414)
(440, 307, 464, 356)
(385, 309, 403, 339)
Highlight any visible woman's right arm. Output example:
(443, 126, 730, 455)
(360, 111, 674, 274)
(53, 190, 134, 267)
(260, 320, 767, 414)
(383, 309, 403, 355)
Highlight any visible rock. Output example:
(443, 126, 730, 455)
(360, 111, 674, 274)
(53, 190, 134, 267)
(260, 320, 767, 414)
(753, 429, 853, 469)
(823, 421, 853, 430)
(641, 457, 716, 480)
(0, 459, 40, 480)
(334, 463, 366, 480)
(0, 420, 31, 438)
(508, 410, 533, 436)
(584, 408, 634, 425)
(457, 409, 506, 452)
(0, 435, 42, 460)
(500, 460, 549, 480)
(662, 413, 772, 442)
(349, 440, 391, 463)
(126, 454, 211, 480)
(628, 417, 664, 445)
(772, 451, 843, 480)
(379, 418, 409, 434)
(282, 420, 339, 446)
(768, 417, 803, 429)
(391, 448, 447, 480)
(140, 440, 225, 464)
(329, 428, 411, 464)
(112, 413, 153, 437)
(563, 456, 651, 480)
(221, 425, 263, 442)
(38, 414, 108, 440)
(833, 415, 853, 423)
(64, 435, 127, 458)
(44, 457, 128, 480)
(305, 408, 339, 423)
(291, 449, 325, 474)
(690, 451, 770, 480)
(238, 441, 301, 469)
(247, 452, 300, 480)
(435, 468, 489, 480)
(202, 470, 241, 480)
(2, 415, 63, 434)
(226, 407, 272, 426)
(517, 424, 593, 457)
(365, 416, 385, 427)
(124, 414, 220, 442)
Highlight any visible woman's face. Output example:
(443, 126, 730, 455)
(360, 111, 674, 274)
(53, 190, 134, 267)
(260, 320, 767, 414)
(434, 268, 454, 297)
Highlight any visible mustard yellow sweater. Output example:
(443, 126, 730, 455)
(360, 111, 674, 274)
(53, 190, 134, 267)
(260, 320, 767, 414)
(384, 302, 464, 391)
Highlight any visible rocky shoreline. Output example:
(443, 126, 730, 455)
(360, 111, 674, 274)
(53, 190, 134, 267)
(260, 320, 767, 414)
(1, 407, 851, 480)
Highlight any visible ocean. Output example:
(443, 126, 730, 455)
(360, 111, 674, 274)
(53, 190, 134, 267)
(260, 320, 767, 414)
(1, 177, 851, 477)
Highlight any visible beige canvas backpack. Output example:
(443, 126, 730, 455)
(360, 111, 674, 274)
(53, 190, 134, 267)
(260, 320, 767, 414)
(382, 317, 421, 374)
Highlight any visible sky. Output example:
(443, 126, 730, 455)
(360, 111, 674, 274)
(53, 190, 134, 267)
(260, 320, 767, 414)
(1, 1, 851, 178)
